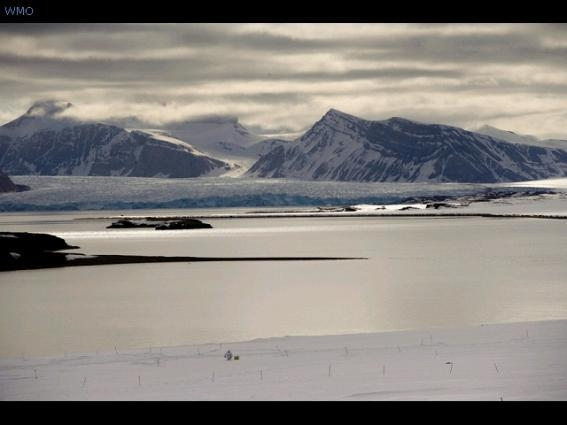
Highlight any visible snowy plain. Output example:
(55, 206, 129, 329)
(1, 319, 566, 400)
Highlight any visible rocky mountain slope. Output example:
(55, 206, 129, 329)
(247, 109, 567, 183)
(0, 101, 233, 178)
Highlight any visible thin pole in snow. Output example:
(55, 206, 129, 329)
(526, 329, 529, 339)
(138, 375, 141, 386)
(82, 376, 87, 387)
(382, 365, 386, 376)
(328, 364, 332, 377)
(260, 370, 263, 380)
(114, 345, 119, 355)
(157, 358, 160, 367)
(33, 369, 38, 379)
(397, 345, 401, 353)
(494, 363, 500, 374)
(450, 364, 454, 375)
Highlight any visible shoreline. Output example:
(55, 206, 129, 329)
(91, 212, 567, 220)
(1, 253, 366, 272)
(2, 189, 567, 399)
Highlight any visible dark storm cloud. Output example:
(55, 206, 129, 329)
(1, 23, 567, 138)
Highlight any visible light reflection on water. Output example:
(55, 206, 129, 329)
(53, 221, 423, 240)
(1, 212, 567, 358)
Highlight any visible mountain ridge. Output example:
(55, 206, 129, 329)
(0, 101, 234, 178)
(3, 102, 567, 183)
(247, 108, 567, 183)
(473, 124, 567, 151)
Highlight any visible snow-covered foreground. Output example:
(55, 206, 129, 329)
(2, 319, 566, 400)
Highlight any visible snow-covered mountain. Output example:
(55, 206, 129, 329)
(474, 125, 567, 151)
(5, 102, 567, 183)
(246, 138, 291, 157)
(141, 118, 290, 176)
(165, 117, 259, 152)
(158, 118, 282, 173)
(246, 109, 567, 183)
(0, 101, 233, 178)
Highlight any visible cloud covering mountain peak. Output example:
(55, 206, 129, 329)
(25, 100, 74, 118)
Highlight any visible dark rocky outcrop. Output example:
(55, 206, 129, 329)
(0, 170, 30, 193)
(403, 189, 557, 205)
(106, 219, 156, 228)
(107, 218, 212, 230)
(1, 231, 361, 272)
(155, 219, 213, 230)
(0, 232, 78, 271)
(426, 202, 460, 209)
(0, 231, 77, 252)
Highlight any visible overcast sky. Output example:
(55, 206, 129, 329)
(1, 23, 567, 138)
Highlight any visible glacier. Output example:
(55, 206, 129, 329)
(0, 175, 554, 212)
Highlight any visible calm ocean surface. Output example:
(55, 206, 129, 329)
(1, 208, 567, 357)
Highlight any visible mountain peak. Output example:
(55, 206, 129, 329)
(477, 124, 519, 136)
(321, 111, 424, 127)
(322, 108, 359, 121)
(25, 100, 73, 118)
(1, 100, 76, 135)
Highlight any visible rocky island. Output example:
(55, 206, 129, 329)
(107, 218, 212, 230)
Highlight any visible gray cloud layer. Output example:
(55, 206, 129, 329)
(1, 23, 567, 138)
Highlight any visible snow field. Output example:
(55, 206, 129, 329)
(2, 319, 566, 400)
